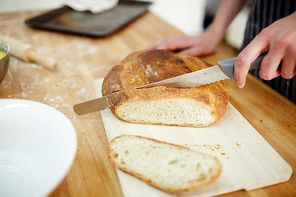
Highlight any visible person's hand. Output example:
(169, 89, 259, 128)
(234, 12, 296, 88)
(147, 30, 223, 57)
(147, 0, 248, 57)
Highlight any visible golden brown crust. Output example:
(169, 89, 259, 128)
(102, 65, 123, 96)
(120, 50, 148, 64)
(102, 50, 211, 96)
(102, 50, 229, 127)
(107, 135, 222, 193)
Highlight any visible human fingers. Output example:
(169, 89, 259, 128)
(147, 39, 168, 50)
(260, 27, 296, 80)
(280, 41, 296, 79)
(258, 51, 282, 81)
(178, 44, 216, 57)
(147, 36, 192, 50)
(258, 28, 288, 80)
(281, 56, 296, 79)
(178, 45, 205, 56)
(234, 31, 269, 88)
(280, 28, 296, 79)
(234, 54, 252, 88)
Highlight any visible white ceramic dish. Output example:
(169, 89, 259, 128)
(0, 99, 77, 197)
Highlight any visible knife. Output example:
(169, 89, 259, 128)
(73, 53, 266, 115)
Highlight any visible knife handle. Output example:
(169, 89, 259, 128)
(218, 53, 266, 80)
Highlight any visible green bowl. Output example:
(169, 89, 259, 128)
(0, 40, 10, 84)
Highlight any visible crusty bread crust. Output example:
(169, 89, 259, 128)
(102, 50, 229, 127)
(107, 135, 222, 193)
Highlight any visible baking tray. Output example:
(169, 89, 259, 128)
(25, 1, 152, 37)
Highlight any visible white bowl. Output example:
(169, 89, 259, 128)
(0, 99, 77, 197)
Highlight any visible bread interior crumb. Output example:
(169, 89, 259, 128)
(117, 99, 215, 126)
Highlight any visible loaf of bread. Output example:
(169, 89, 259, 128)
(107, 135, 222, 193)
(102, 50, 229, 127)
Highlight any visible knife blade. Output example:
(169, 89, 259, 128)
(73, 53, 266, 115)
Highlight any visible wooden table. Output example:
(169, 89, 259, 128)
(0, 9, 295, 197)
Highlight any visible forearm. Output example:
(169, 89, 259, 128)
(206, 0, 249, 37)
(147, 0, 250, 56)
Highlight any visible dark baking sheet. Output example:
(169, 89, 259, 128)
(25, 1, 152, 37)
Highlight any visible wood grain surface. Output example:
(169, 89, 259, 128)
(0, 9, 295, 197)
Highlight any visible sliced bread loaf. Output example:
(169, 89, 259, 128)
(107, 135, 222, 193)
(102, 50, 229, 127)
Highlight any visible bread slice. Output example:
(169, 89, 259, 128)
(107, 135, 222, 193)
(102, 50, 229, 127)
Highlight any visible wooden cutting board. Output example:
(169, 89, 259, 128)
(94, 78, 292, 197)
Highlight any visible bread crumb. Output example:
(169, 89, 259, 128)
(236, 142, 243, 148)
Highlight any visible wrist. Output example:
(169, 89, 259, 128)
(204, 23, 225, 44)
